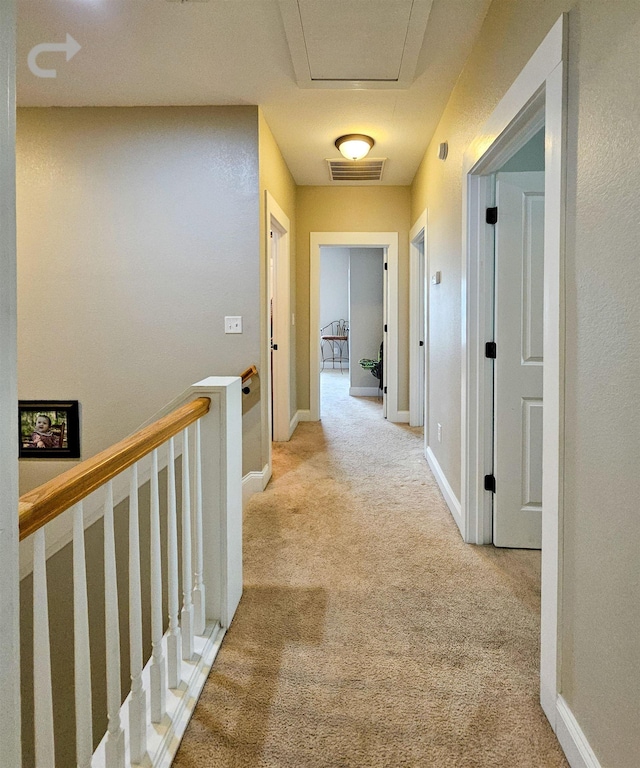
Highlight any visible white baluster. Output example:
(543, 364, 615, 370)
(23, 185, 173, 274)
(128, 464, 147, 763)
(192, 418, 206, 635)
(33, 527, 55, 767)
(104, 481, 125, 766)
(73, 502, 93, 768)
(166, 437, 182, 688)
(149, 449, 166, 723)
(181, 428, 194, 660)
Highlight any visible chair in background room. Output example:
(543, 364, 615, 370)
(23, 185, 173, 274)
(320, 319, 349, 371)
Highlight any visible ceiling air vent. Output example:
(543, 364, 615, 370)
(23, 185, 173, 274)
(327, 158, 385, 182)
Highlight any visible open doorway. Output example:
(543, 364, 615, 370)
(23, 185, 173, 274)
(319, 247, 385, 414)
(310, 232, 400, 423)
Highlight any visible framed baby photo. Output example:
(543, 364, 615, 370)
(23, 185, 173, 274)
(18, 400, 80, 459)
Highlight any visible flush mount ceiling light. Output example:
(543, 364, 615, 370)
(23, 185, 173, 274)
(334, 134, 375, 161)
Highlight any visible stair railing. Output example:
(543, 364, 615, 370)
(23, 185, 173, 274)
(19, 375, 245, 767)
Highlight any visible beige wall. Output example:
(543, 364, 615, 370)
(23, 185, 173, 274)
(296, 186, 411, 412)
(410, 1, 640, 765)
(17, 106, 261, 487)
(258, 111, 297, 447)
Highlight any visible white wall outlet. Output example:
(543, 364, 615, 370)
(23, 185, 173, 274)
(437, 423, 442, 443)
(224, 316, 243, 334)
(431, 271, 441, 285)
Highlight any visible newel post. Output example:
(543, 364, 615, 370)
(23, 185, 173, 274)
(191, 377, 243, 629)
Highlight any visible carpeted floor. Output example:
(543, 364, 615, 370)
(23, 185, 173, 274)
(174, 370, 568, 767)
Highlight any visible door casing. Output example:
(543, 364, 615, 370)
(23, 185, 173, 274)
(0, 0, 21, 761)
(461, 14, 567, 727)
(309, 232, 401, 423)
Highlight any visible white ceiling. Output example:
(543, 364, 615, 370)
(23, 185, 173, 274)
(16, 0, 492, 186)
(278, 0, 434, 87)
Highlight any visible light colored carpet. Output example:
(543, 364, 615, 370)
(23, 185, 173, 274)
(174, 370, 568, 767)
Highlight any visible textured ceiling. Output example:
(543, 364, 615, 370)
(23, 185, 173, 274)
(16, 0, 492, 185)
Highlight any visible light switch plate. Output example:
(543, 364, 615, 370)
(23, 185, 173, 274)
(225, 316, 243, 334)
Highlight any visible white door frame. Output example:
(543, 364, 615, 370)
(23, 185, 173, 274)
(409, 210, 428, 430)
(0, 0, 22, 761)
(266, 191, 291, 445)
(310, 232, 400, 422)
(461, 15, 566, 726)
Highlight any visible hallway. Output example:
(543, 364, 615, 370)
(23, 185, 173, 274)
(174, 372, 567, 767)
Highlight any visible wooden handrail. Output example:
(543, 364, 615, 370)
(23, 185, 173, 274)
(19, 397, 211, 541)
(240, 365, 258, 384)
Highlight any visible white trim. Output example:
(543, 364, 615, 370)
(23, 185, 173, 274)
(463, 172, 497, 546)
(289, 409, 300, 437)
(409, 210, 428, 429)
(266, 192, 291, 443)
(0, 0, 21, 761)
(539, 57, 567, 726)
(555, 696, 602, 768)
(242, 464, 270, 508)
(460, 14, 567, 727)
(349, 387, 381, 397)
(396, 410, 410, 423)
(296, 409, 312, 422)
(310, 232, 400, 422)
(426, 447, 462, 535)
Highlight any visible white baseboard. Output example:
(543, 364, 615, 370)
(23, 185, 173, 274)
(349, 387, 381, 396)
(242, 462, 270, 508)
(555, 696, 602, 768)
(296, 409, 312, 422)
(289, 410, 300, 437)
(426, 446, 463, 536)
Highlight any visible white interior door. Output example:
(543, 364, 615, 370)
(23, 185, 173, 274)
(409, 237, 426, 427)
(418, 241, 426, 426)
(270, 222, 287, 441)
(267, 193, 291, 443)
(382, 248, 388, 418)
(493, 171, 545, 548)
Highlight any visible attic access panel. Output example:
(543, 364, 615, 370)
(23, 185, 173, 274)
(279, 0, 434, 89)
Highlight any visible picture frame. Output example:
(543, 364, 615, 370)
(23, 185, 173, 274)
(18, 400, 81, 459)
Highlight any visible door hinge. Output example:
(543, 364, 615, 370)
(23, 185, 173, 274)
(384, 262, 388, 270)
(384, 324, 388, 332)
(419, 340, 424, 346)
(486, 206, 498, 225)
(383, 386, 388, 394)
(270, 230, 273, 238)
(272, 343, 278, 351)
(484, 474, 496, 493)
(485, 341, 496, 359)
